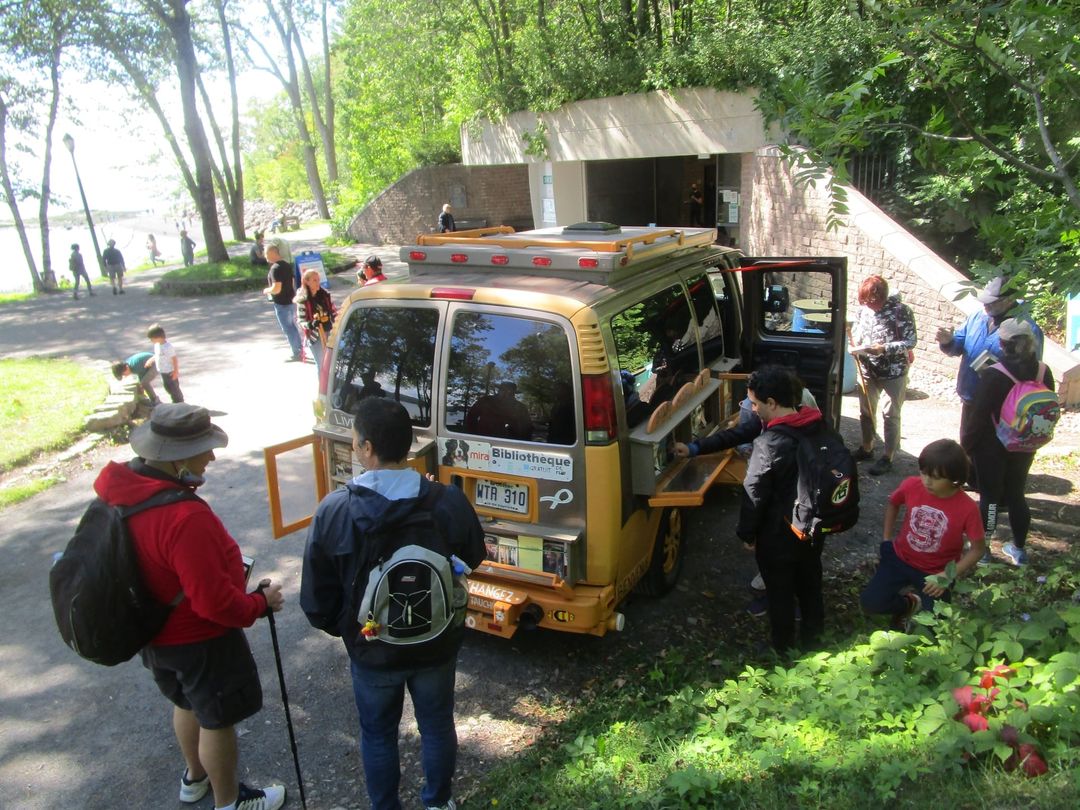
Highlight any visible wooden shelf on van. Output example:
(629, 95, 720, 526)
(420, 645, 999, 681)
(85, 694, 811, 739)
(648, 450, 737, 507)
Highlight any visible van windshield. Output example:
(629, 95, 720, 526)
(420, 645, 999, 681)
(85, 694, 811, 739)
(445, 312, 575, 445)
(331, 306, 439, 425)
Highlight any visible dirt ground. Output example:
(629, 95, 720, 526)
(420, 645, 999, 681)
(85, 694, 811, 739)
(1, 251, 1077, 809)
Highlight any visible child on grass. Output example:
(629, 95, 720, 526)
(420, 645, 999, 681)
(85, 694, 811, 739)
(147, 323, 184, 403)
(860, 438, 985, 629)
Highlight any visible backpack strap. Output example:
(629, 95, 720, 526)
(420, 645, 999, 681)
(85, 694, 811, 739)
(118, 488, 201, 607)
(990, 363, 1019, 384)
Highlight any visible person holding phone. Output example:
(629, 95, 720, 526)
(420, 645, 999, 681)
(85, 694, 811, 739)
(91, 404, 287, 810)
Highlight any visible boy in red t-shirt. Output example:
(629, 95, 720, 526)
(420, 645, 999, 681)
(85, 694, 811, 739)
(860, 439, 985, 629)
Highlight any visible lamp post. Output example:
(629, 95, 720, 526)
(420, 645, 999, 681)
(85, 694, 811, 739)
(61, 133, 104, 275)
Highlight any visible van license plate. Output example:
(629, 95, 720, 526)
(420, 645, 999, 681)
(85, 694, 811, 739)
(474, 480, 529, 514)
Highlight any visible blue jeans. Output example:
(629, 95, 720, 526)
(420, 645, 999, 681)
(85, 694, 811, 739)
(860, 541, 950, 615)
(350, 657, 458, 810)
(273, 303, 302, 358)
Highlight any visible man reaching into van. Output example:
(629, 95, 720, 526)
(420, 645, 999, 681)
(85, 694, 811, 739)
(300, 398, 486, 810)
(736, 366, 827, 654)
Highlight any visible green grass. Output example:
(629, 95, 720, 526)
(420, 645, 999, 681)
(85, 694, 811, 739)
(159, 256, 264, 283)
(471, 551, 1080, 809)
(0, 292, 35, 305)
(0, 358, 106, 471)
(0, 475, 61, 508)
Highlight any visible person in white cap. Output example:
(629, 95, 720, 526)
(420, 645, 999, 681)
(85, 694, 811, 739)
(967, 318, 1056, 566)
(935, 275, 1043, 482)
(91, 403, 286, 810)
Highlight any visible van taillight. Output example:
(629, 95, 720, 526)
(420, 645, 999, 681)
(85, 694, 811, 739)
(491, 255, 509, 265)
(532, 256, 552, 267)
(581, 373, 617, 443)
(450, 253, 468, 263)
(409, 250, 427, 261)
(431, 287, 476, 300)
(578, 258, 599, 268)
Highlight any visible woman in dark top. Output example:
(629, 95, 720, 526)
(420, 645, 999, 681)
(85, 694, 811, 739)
(966, 318, 1055, 566)
(294, 269, 336, 373)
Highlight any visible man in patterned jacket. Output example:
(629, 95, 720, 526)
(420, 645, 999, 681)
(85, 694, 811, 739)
(850, 275, 918, 476)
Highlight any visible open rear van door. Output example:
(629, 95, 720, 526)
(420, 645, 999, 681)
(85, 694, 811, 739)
(739, 257, 848, 429)
(263, 434, 327, 538)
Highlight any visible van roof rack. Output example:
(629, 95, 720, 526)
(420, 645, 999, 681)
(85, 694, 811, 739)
(407, 224, 722, 281)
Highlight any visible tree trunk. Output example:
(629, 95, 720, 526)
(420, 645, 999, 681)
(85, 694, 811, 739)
(195, 69, 243, 239)
(264, 0, 329, 218)
(287, 4, 337, 189)
(37, 44, 64, 287)
(164, 0, 228, 262)
(320, 0, 336, 186)
(0, 96, 44, 292)
(216, 0, 246, 238)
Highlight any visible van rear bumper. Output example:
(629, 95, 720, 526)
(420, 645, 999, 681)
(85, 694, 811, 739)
(465, 574, 621, 638)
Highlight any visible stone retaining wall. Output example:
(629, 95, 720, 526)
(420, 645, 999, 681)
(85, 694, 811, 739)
(347, 165, 534, 245)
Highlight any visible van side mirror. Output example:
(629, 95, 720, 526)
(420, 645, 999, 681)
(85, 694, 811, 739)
(765, 285, 789, 313)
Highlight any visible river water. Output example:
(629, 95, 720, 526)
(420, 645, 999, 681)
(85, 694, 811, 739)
(1, 211, 198, 292)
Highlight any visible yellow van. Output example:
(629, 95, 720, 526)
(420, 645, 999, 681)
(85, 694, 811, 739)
(266, 224, 847, 638)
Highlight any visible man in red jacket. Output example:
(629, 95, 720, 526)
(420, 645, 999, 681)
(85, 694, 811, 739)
(93, 404, 286, 810)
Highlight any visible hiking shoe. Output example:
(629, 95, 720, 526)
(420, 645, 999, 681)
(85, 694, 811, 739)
(852, 446, 874, 462)
(178, 769, 209, 803)
(868, 457, 893, 476)
(1002, 542, 1028, 566)
(976, 549, 992, 566)
(233, 782, 286, 810)
(890, 592, 921, 631)
(749, 573, 766, 592)
(426, 801, 457, 810)
(746, 595, 769, 618)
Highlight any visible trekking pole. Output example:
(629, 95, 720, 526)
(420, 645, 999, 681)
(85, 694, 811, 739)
(258, 580, 308, 810)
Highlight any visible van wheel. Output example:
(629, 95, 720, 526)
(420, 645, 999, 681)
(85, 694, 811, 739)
(637, 507, 684, 597)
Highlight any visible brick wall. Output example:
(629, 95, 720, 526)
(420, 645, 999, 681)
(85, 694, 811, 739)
(742, 148, 985, 383)
(347, 165, 534, 244)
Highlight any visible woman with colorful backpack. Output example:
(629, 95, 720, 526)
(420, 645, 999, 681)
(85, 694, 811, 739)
(965, 318, 1059, 565)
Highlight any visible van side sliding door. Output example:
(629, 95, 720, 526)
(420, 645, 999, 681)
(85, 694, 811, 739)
(738, 257, 848, 430)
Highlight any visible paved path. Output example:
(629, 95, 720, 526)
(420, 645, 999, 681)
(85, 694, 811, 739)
(0, 225, 405, 809)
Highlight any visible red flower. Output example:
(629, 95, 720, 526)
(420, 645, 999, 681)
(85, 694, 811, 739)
(961, 712, 989, 732)
(979, 665, 1016, 689)
(953, 686, 975, 712)
(1005, 744, 1048, 777)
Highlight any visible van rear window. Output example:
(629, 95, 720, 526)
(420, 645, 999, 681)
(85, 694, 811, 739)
(331, 306, 438, 425)
(445, 312, 575, 445)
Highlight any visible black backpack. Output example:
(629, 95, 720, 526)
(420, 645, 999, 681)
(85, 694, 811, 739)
(772, 424, 860, 542)
(348, 482, 467, 668)
(50, 488, 199, 666)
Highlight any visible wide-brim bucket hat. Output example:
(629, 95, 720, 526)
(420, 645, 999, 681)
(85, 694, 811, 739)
(130, 403, 228, 462)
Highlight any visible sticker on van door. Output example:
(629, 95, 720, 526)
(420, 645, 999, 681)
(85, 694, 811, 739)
(438, 438, 573, 481)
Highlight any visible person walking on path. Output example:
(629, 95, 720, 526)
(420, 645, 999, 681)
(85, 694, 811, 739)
(112, 351, 161, 407)
(850, 275, 917, 476)
(936, 275, 1043, 482)
(102, 239, 127, 295)
(966, 318, 1056, 566)
(69, 243, 95, 299)
(438, 203, 456, 234)
(147, 233, 164, 266)
(180, 230, 197, 267)
(295, 268, 336, 372)
(263, 243, 303, 362)
(860, 438, 984, 630)
(148, 323, 185, 403)
(358, 255, 387, 286)
(301, 398, 486, 810)
(92, 404, 286, 810)
(736, 366, 827, 654)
